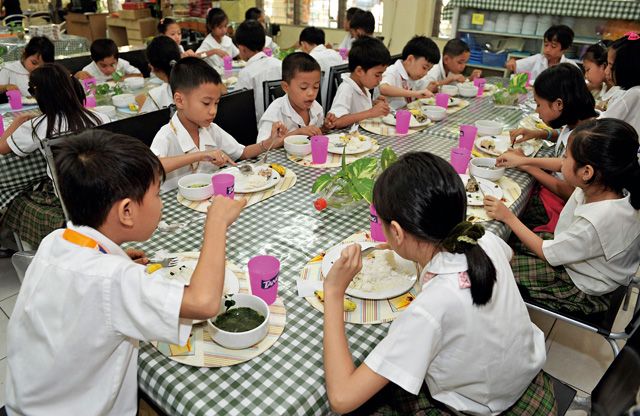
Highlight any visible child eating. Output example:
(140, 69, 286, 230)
(0, 36, 54, 97)
(75, 39, 142, 82)
(425, 39, 481, 92)
(196, 8, 239, 69)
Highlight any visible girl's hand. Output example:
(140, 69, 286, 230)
(469, 69, 483, 80)
(125, 248, 149, 265)
(202, 149, 235, 167)
(182, 50, 198, 58)
(483, 195, 512, 222)
(74, 71, 93, 80)
(269, 122, 288, 147)
(323, 244, 363, 295)
(496, 150, 527, 168)
(510, 128, 543, 144)
(323, 113, 337, 130)
(412, 88, 433, 99)
(215, 49, 230, 58)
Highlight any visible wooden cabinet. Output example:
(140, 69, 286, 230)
(65, 12, 108, 43)
(106, 16, 158, 46)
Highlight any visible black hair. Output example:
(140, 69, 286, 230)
(348, 36, 390, 72)
(234, 19, 265, 52)
(146, 35, 181, 78)
(346, 7, 361, 22)
(349, 10, 375, 35)
(299, 26, 325, 47)
(282, 52, 320, 83)
(581, 42, 609, 66)
(22, 36, 54, 63)
(90, 38, 118, 62)
(55, 129, 165, 229)
(206, 8, 228, 33)
(29, 63, 103, 139)
(569, 118, 640, 209)
(157, 17, 178, 34)
(402, 36, 440, 64)
(169, 57, 221, 94)
(245, 7, 263, 21)
(373, 152, 497, 306)
(543, 25, 574, 50)
(533, 63, 597, 129)
(443, 38, 470, 58)
(609, 35, 640, 90)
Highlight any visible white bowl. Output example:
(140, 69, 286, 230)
(469, 158, 505, 182)
(475, 120, 504, 136)
(440, 85, 458, 96)
(207, 293, 270, 350)
(458, 85, 478, 98)
(124, 77, 144, 89)
(177, 173, 213, 201)
(94, 105, 116, 118)
(284, 135, 311, 157)
(422, 105, 446, 121)
(112, 93, 135, 108)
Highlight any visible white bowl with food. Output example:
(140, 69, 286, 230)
(284, 135, 311, 157)
(475, 120, 504, 136)
(123, 77, 144, 90)
(111, 93, 136, 108)
(469, 157, 505, 182)
(440, 85, 458, 96)
(177, 173, 213, 201)
(422, 105, 447, 121)
(94, 105, 116, 118)
(207, 293, 270, 350)
(458, 84, 479, 98)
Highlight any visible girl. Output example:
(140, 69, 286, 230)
(322, 152, 550, 415)
(195, 8, 239, 69)
(0, 36, 54, 97)
(582, 42, 619, 110)
(137, 36, 181, 113)
(244, 7, 279, 52)
(601, 33, 640, 135)
(485, 118, 640, 314)
(157, 17, 197, 58)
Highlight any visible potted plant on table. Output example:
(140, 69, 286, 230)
(493, 72, 528, 106)
(311, 147, 397, 213)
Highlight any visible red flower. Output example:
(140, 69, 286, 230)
(314, 198, 328, 211)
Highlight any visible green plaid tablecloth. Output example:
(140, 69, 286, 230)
(442, 0, 640, 20)
(132, 93, 540, 415)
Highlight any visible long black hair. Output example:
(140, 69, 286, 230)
(534, 63, 597, 129)
(30, 63, 103, 139)
(206, 8, 228, 33)
(609, 34, 640, 90)
(146, 35, 181, 78)
(372, 152, 497, 306)
(582, 42, 609, 66)
(569, 118, 640, 209)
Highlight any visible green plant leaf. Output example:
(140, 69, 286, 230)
(341, 146, 347, 171)
(311, 173, 334, 194)
(380, 147, 398, 171)
(351, 177, 375, 204)
(346, 157, 378, 180)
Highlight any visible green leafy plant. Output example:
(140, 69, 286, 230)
(493, 73, 528, 106)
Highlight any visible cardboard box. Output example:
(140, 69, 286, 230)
(119, 8, 151, 20)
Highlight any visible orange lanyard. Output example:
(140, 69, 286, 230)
(62, 229, 108, 254)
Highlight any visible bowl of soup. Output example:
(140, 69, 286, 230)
(284, 135, 312, 157)
(207, 293, 270, 349)
(177, 173, 214, 201)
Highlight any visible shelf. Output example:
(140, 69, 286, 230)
(458, 29, 600, 46)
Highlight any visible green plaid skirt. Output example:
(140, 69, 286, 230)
(521, 191, 549, 230)
(2, 179, 65, 248)
(348, 371, 556, 416)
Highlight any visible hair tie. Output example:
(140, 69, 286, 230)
(624, 32, 639, 41)
(442, 221, 485, 254)
(169, 59, 177, 67)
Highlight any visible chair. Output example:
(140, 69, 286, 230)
(215, 88, 258, 146)
(57, 55, 93, 75)
(95, 107, 172, 148)
(11, 250, 36, 283)
(325, 63, 350, 112)
(1, 14, 27, 27)
(28, 11, 52, 25)
(262, 77, 323, 112)
(119, 48, 151, 78)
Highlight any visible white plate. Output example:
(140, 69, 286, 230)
(474, 135, 511, 157)
(381, 113, 431, 128)
(460, 174, 503, 206)
(327, 133, 374, 155)
(232, 60, 247, 68)
(116, 106, 138, 114)
(321, 242, 417, 300)
(165, 260, 240, 294)
(22, 97, 37, 105)
(217, 166, 281, 193)
(419, 96, 462, 107)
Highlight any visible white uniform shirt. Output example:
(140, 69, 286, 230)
(329, 73, 372, 118)
(81, 58, 141, 83)
(196, 34, 239, 69)
(600, 86, 640, 139)
(235, 51, 282, 121)
(424, 61, 448, 86)
(542, 188, 640, 295)
(599, 85, 625, 110)
(514, 54, 579, 81)
(365, 232, 546, 415)
(140, 82, 173, 113)
(257, 95, 324, 142)
(552, 126, 571, 180)
(5, 223, 191, 415)
(381, 59, 429, 109)
(0, 60, 30, 96)
(338, 33, 353, 50)
(309, 45, 343, 108)
(151, 112, 245, 193)
(264, 35, 278, 51)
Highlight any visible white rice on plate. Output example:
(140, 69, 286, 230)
(350, 251, 415, 292)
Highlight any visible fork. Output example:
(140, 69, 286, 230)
(147, 257, 178, 267)
(259, 136, 276, 165)
(360, 246, 383, 257)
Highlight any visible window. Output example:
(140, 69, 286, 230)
(346, 0, 383, 33)
(437, 0, 452, 38)
(264, 0, 383, 31)
(263, 0, 295, 25)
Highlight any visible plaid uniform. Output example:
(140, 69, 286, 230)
(520, 188, 549, 231)
(349, 371, 556, 416)
(0, 151, 48, 212)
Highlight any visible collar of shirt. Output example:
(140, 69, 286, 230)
(310, 44, 327, 54)
(282, 94, 323, 127)
(247, 51, 268, 65)
(422, 250, 468, 283)
(65, 222, 129, 259)
(5, 60, 28, 75)
(169, 113, 216, 153)
(341, 73, 370, 99)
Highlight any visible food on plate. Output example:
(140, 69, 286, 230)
(409, 108, 428, 123)
(187, 183, 209, 188)
(128, 103, 139, 112)
(335, 133, 369, 152)
(465, 176, 480, 193)
(269, 163, 286, 176)
(314, 290, 357, 312)
(243, 174, 269, 189)
(212, 307, 265, 332)
(349, 250, 415, 292)
(257, 166, 273, 178)
(480, 138, 496, 151)
(145, 263, 163, 274)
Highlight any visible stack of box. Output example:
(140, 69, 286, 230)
(189, 0, 211, 18)
(29, 23, 63, 40)
(171, 0, 190, 17)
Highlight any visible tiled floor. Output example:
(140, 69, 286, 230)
(0, 256, 636, 412)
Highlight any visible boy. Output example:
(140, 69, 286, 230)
(151, 58, 286, 192)
(258, 52, 329, 142)
(506, 25, 579, 81)
(234, 19, 283, 120)
(5, 129, 246, 414)
(380, 35, 440, 109)
(337, 7, 361, 50)
(75, 38, 142, 82)
(299, 26, 343, 107)
(425, 39, 481, 92)
(327, 37, 391, 129)
(245, 6, 279, 51)
(349, 9, 375, 40)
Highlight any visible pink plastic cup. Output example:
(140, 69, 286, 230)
(473, 78, 486, 97)
(223, 55, 233, 71)
(394, 110, 411, 135)
(81, 77, 97, 92)
(84, 95, 96, 108)
(435, 93, 449, 109)
(263, 47, 272, 57)
(212, 173, 235, 199)
(523, 71, 532, 87)
(370, 204, 386, 242)
(6, 90, 22, 110)
(459, 124, 478, 151)
(310, 135, 329, 164)
(339, 48, 348, 60)
(248, 255, 280, 305)
(450, 147, 471, 174)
